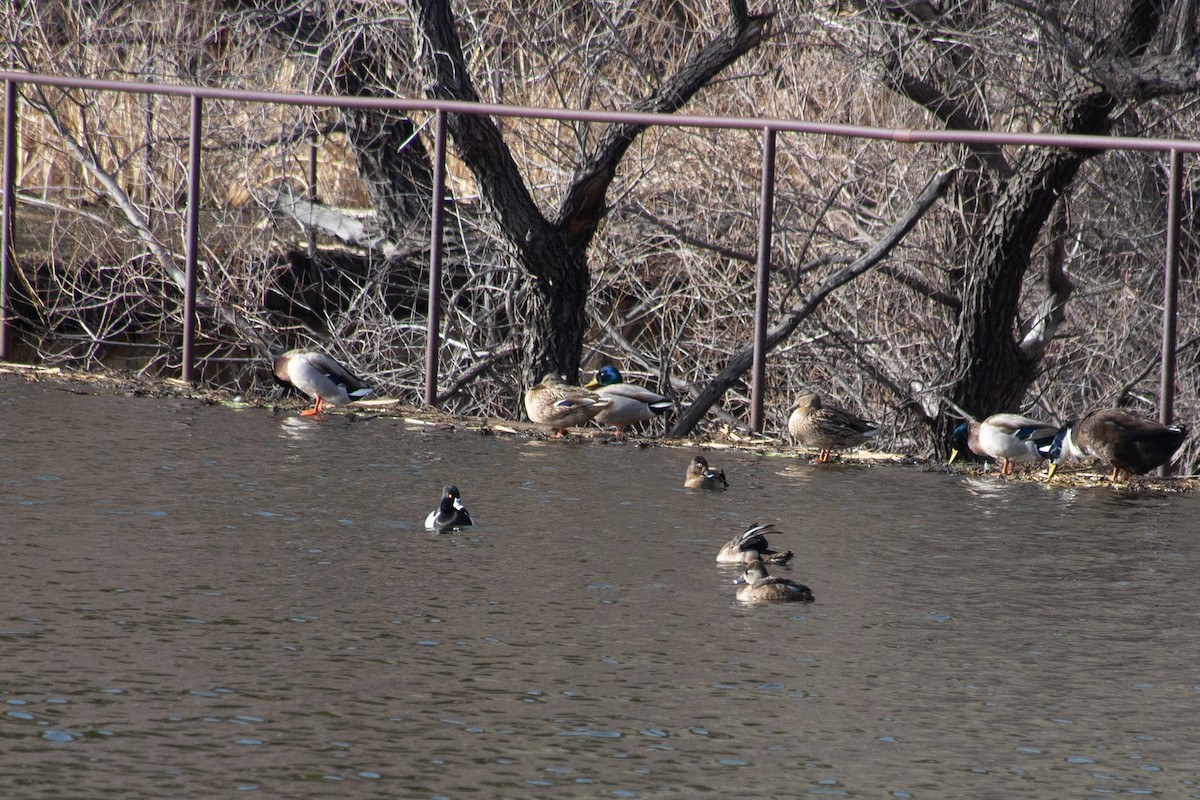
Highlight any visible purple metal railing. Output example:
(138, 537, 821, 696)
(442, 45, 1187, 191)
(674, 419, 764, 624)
(0, 70, 1193, 436)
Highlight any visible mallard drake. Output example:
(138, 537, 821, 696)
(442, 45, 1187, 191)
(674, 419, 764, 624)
(733, 557, 814, 603)
(716, 523, 792, 564)
(584, 365, 673, 434)
(1044, 408, 1188, 482)
(950, 413, 1059, 475)
(523, 374, 612, 437)
(273, 349, 371, 416)
(425, 484, 473, 531)
(788, 390, 879, 463)
(684, 455, 728, 490)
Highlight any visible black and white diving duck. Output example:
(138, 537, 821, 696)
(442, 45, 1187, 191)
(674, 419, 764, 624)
(425, 484, 474, 531)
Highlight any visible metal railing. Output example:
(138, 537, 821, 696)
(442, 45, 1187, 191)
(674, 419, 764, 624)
(0, 69, 1194, 436)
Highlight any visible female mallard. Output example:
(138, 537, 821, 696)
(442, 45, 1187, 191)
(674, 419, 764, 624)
(584, 365, 673, 434)
(684, 455, 728, 490)
(273, 349, 372, 416)
(787, 390, 879, 462)
(949, 413, 1059, 475)
(716, 523, 792, 564)
(425, 484, 474, 531)
(1044, 408, 1188, 482)
(733, 557, 814, 603)
(523, 374, 612, 437)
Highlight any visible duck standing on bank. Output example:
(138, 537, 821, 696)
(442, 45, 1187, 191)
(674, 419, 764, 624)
(273, 349, 372, 416)
(523, 374, 612, 437)
(949, 413, 1059, 475)
(425, 484, 474, 531)
(1043, 408, 1188, 483)
(584, 365, 673, 435)
(733, 557, 814, 603)
(716, 523, 793, 564)
(788, 390, 879, 463)
(684, 455, 728, 490)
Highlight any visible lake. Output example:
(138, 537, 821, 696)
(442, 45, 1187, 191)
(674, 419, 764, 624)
(3, 372, 1199, 798)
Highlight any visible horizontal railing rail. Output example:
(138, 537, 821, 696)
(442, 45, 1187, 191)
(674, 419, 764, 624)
(0, 70, 1191, 453)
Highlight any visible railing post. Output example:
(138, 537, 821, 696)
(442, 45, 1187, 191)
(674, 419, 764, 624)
(424, 109, 448, 407)
(182, 94, 202, 383)
(750, 127, 777, 433)
(1159, 148, 1183, 476)
(1, 80, 18, 361)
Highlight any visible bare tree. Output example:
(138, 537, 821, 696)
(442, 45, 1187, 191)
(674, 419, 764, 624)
(232, 0, 773, 384)
(841, 0, 1200, 451)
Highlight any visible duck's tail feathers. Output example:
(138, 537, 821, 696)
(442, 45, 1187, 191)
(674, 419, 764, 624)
(765, 550, 794, 565)
(648, 399, 673, 415)
(348, 387, 372, 401)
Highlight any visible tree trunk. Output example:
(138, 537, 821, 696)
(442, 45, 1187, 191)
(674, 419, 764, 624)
(939, 93, 1113, 450)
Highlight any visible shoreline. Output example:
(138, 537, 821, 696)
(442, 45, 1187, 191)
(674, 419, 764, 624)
(4, 361, 1195, 493)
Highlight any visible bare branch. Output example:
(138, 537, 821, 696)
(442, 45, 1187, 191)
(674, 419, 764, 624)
(668, 169, 955, 436)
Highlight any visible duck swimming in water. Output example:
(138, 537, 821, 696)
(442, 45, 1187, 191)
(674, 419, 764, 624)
(684, 455, 728, 490)
(733, 557, 814, 603)
(716, 523, 792, 564)
(425, 484, 474, 531)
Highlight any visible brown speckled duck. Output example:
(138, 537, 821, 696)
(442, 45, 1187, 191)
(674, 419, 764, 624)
(788, 390, 879, 462)
(523, 374, 612, 437)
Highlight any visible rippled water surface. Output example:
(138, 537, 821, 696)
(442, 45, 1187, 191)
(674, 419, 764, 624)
(3, 373, 1200, 798)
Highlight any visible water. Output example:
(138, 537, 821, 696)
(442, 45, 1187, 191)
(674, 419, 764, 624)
(3, 373, 1200, 797)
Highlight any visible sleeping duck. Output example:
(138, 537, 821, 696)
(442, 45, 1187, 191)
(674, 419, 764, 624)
(788, 390, 879, 463)
(273, 349, 371, 416)
(425, 484, 474, 531)
(523, 374, 612, 437)
(716, 523, 792, 564)
(584, 365, 673, 434)
(733, 557, 814, 603)
(949, 413, 1059, 475)
(1043, 408, 1188, 483)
